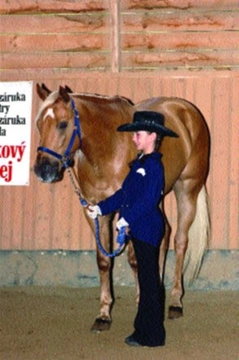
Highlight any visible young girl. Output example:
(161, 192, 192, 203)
(87, 111, 178, 347)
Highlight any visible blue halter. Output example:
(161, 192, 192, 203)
(37, 99, 82, 168)
(37, 97, 126, 257)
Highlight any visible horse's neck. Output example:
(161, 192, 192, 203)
(76, 98, 129, 160)
(75, 145, 129, 200)
(73, 96, 135, 189)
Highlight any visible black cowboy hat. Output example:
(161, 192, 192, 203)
(117, 111, 179, 138)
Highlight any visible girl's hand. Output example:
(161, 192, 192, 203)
(116, 217, 129, 230)
(87, 205, 102, 219)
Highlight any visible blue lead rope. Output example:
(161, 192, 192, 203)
(79, 197, 126, 258)
(95, 219, 126, 258)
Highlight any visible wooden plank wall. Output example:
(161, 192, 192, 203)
(0, 0, 238, 251)
(0, 72, 238, 251)
(120, 1, 239, 71)
(1, 0, 238, 74)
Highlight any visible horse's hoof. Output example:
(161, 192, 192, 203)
(90, 318, 112, 333)
(168, 306, 183, 319)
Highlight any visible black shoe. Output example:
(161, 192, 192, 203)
(125, 335, 142, 347)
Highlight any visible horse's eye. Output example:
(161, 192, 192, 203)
(58, 121, 68, 130)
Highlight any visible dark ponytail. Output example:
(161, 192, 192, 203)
(154, 133, 163, 152)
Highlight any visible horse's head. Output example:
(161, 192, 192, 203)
(34, 84, 81, 183)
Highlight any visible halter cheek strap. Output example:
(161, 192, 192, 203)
(37, 99, 82, 168)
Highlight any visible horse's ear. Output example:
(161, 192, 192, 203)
(65, 85, 73, 93)
(41, 83, 52, 94)
(59, 86, 71, 103)
(36, 83, 51, 101)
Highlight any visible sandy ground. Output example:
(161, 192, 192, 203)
(0, 286, 238, 360)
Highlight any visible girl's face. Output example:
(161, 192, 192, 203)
(132, 131, 157, 154)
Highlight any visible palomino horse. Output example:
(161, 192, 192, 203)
(34, 84, 210, 332)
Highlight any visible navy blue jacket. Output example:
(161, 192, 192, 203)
(98, 152, 165, 246)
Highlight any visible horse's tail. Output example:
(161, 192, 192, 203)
(183, 185, 210, 284)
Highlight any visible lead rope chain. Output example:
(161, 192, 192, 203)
(66, 167, 126, 257)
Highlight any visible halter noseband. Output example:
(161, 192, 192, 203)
(37, 99, 82, 168)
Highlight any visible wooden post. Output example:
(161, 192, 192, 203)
(110, 0, 121, 72)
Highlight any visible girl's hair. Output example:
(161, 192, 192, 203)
(154, 132, 163, 152)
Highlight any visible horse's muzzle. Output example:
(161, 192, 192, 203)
(34, 156, 64, 183)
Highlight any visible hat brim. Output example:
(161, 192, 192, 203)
(117, 123, 179, 138)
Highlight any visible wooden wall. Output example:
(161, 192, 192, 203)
(0, 0, 238, 251)
(1, 0, 238, 74)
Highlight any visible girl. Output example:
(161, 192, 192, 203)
(87, 111, 178, 347)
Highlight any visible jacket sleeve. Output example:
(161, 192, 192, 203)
(97, 188, 124, 216)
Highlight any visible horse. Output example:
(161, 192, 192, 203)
(34, 83, 210, 332)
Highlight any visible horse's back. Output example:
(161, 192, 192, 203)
(136, 97, 210, 193)
(75, 93, 209, 198)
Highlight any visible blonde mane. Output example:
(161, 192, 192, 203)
(72, 92, 134, 106)
(35, 91, 134, 123)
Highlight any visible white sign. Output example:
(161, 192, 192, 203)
(0, 81, 33, 185)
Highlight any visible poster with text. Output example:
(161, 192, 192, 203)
(0, 81, 33, 185)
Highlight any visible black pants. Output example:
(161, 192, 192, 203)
(131, 237, 165, 347)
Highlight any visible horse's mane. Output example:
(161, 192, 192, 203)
(35, 90, 134, 123)
(72, 92, 135, 106)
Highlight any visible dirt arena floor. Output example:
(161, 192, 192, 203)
(0, 286, 238, 360)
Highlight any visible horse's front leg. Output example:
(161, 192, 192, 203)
(91, 249, 113, 332)
(87, 214, 114, 332)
